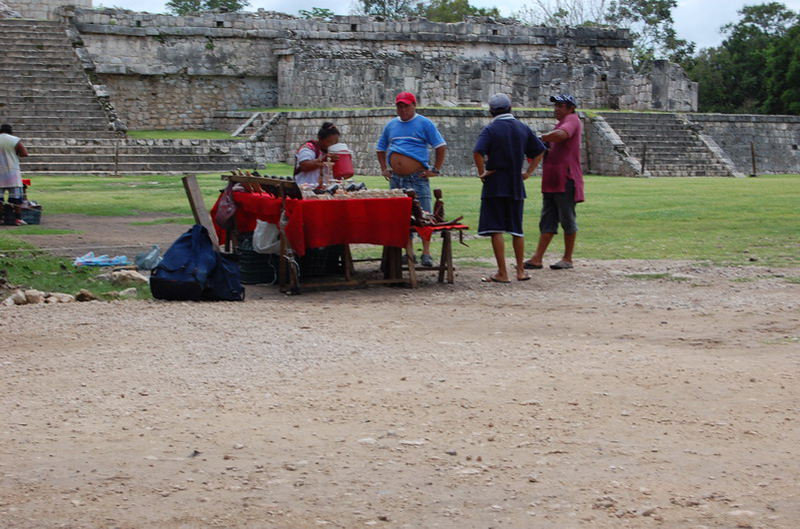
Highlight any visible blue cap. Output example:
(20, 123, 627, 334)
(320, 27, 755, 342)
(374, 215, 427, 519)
(550, 94, 577, 107)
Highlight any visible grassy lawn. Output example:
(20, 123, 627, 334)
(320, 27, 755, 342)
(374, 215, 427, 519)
(1, 169, 798, 297)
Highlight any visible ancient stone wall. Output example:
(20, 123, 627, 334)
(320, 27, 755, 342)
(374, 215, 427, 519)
(6, 0, 90, 20)
(63, 7, 698, 130)
(213, 108, 579, 177)
(687, 114, 800, 174)
(102, 74, 276, 129)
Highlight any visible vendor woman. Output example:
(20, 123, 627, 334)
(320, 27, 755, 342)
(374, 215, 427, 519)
(294, 122, 340, 186)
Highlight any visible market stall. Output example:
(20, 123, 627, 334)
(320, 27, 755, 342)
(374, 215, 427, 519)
(211, 175, 416, 292)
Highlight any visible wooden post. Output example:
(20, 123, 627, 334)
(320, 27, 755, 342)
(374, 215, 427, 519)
(181, 174, 220, 252)
(750, 142, 758, 177)
(640, 143, 647, 176)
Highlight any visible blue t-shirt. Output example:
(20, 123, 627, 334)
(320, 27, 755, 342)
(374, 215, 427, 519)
(473, 114, 545, 200)
(376, 113, 447, 168)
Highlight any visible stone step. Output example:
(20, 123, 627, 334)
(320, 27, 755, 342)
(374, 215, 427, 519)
(22, 161, 249, 173)
(0, 80, 89, 87)
(6, 70, 87, 80)
(648, 170, 732, 177)
(16, 131, 121, 139)
(602, 113, 683, 121)
(29, 145, 246, 155)
(5, 108, 108, 117)
(0, 102, 103, 112)
(6, 115, 110, 126)
(625, 144, 709, 152)
(0, 60, 83, 70)
(26, 153, 242, 163)
(6, 89, 99, 98)
(1, 49, 77, 59)
(0, 31, 66, 40)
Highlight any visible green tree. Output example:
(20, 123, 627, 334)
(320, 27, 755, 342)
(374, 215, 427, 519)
(299, 7, 336, 20)
(682, 3, 798, 113)
(419, 0, 500, 23)
(350, 0, 418, 19)
(166, 0, 250, 16)
(763, 24, 800, 114)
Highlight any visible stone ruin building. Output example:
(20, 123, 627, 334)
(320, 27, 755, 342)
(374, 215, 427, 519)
(1, 0, 799, 176)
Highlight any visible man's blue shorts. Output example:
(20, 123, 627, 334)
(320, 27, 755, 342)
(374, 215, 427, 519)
(540, 179, 578, 234)
(389, 171, 432, 213)
(0, 187, 23, 204)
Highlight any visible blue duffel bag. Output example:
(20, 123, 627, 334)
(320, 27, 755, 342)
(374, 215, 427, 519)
(150, 224, 244, 302)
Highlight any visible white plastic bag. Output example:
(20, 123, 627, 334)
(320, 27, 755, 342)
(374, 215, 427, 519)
(135, 244, 162, 270)
(253, 220, 280, 254)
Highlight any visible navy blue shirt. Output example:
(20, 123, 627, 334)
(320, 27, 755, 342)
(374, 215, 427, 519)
(473, 114, 545, 199)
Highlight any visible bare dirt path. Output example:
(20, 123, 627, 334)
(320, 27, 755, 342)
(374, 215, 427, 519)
(2, 215, 799, 528)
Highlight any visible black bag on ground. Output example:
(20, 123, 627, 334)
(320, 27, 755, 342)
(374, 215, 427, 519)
(204, 253, 246, 301)
(150, 224, 244, 301)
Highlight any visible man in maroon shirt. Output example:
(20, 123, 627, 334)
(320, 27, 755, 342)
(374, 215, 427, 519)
(524, 94, 585, 270)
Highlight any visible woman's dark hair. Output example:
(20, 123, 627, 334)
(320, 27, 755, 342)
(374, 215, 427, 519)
(317, 122, 340, 141)
(0, 124, 12, 134)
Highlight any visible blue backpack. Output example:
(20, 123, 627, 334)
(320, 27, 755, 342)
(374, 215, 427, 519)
(150, 225, 244, 302)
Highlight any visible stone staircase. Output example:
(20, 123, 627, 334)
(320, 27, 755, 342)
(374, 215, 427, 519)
(0, 19, 114, 140)
(0, 18, 253, 174)
(599, 113, 736, 176)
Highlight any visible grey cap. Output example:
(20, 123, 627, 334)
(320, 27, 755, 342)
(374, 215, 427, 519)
(488, 93, 512, 111)
(550, 94, 578, 107)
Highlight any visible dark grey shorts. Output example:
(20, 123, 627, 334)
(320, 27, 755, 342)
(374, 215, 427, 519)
(540, 179, 578, 234)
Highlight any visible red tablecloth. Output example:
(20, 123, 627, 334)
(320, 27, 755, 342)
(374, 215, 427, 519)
(212, 192, 412, 256)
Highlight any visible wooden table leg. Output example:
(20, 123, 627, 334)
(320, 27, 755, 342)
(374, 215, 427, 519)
(406, 251, 417, 288)
(438, 230, 448, 283)
(343, 244, 353, 281)
(444, 230, 455, 283)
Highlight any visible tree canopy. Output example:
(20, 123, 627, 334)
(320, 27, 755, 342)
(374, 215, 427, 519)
(681, 2, 799, 114)
(349, 0, 498, 21)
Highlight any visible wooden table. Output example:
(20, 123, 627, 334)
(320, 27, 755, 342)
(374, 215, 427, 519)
(211, 191, 417, 293)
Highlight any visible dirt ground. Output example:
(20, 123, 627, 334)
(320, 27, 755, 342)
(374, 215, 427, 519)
(2, 215, 799, 528)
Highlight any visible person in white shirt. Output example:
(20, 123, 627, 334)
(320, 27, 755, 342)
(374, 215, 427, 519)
(0, 124, 29, 226)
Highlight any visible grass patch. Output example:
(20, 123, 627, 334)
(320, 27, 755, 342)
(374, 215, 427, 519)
(351, 173, 800, 269)
(26, 174, 229, 216)
(127, 130, 237, 140)
(785, 277, 800, 284)
(2, 170, 799, 296)
(0, 252, 150, 300)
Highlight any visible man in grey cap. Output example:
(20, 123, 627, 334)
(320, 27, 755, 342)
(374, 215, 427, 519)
(473, 93, 546, 283)
(524, 93, 585, 270)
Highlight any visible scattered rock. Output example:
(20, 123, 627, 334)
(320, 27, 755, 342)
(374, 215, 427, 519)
(639, 506, 656, 516)
(76, 289, 98, 302)
(10, 290, 26, 305)
(24, 289, 45, 304)
(119, 287, 138, 298)
(111, 270, 149, 286)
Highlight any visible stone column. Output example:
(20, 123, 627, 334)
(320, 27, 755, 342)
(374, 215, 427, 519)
(275, 45, 295, 108)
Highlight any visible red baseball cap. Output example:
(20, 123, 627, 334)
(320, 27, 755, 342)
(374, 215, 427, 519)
(395, 92, 417, 105)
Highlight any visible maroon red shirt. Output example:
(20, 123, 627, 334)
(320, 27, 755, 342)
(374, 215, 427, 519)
(541, 112, 585, 203)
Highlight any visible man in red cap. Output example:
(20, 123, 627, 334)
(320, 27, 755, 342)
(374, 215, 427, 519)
(376, 91, 447, 266)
